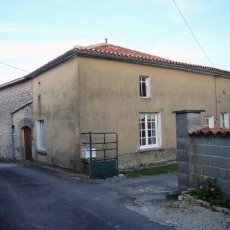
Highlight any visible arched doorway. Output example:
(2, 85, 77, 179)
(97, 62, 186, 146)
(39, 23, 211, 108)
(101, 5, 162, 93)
(23, 127, 32, 160)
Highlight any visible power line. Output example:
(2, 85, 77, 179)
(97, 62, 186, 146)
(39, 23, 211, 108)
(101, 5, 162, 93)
(0, 61, 29, 73)
(172, 0, 215, 67)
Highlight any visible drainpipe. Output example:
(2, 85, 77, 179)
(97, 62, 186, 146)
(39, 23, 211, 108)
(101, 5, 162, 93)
(213, 75, 218, 125)
(11, 113, 15, 160)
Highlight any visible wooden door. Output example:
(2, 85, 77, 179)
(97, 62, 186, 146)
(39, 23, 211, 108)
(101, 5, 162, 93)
(23, 127, 32, 160)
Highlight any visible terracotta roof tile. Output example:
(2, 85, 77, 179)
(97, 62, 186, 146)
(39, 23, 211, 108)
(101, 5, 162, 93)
(73, 43, 230, 77)
(2, 42, 230, 89)
(189, 127, 230, 136)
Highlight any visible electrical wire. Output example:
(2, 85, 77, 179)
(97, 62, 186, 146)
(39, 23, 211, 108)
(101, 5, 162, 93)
(0, 61, 29, 73)
(172, 0, 215, 67)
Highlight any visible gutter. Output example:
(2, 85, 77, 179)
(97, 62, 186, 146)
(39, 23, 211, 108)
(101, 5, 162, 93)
(1, 48, 229, 91)
(76, 51, 230, 79)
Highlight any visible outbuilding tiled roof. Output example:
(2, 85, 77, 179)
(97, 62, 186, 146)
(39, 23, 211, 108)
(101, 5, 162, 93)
(189, 127, 230, 136)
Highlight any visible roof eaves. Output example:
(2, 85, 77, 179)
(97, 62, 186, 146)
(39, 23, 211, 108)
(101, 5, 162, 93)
(25, 49, 77, 80)
(0, 76, 29, 90)
(2, 46, 229, 89)
(76, 50, 230, 78)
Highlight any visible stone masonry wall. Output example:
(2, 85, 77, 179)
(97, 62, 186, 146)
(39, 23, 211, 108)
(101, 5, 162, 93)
(12, 104, 33, 159)
(118, 148, 176, 169)
(0, 80, 33, 159)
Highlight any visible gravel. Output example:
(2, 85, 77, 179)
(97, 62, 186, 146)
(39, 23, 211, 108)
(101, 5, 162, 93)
(100, 174, 230, 230)
(127, 199, 230, 230)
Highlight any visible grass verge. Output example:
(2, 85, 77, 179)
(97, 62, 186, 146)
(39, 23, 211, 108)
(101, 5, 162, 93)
(125, 163, 177, 177)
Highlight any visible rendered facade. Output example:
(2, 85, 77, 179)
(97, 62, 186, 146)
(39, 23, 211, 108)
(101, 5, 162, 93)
(1, 43, 230, 170)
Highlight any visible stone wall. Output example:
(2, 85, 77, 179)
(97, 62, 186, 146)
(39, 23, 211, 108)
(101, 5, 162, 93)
(174, 110, 230, 199)
(12, 104, 33, 159)
(118, 148, 176, 169)
(0, 80, 33, 160)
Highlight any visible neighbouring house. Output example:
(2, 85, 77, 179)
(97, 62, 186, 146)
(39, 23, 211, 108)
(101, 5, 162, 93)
(1, 42, 230, 171)
(0, 78, 33, 160)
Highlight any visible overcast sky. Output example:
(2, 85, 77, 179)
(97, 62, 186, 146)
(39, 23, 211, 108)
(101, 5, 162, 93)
(1, 0, 230, 85)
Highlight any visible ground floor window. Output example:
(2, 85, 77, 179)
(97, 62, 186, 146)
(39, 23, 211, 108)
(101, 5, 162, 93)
(139, 113, 161, 149)
(204, 116, 214, 128)
(220, 113, 229, 128)
(36, 120, 46, 151)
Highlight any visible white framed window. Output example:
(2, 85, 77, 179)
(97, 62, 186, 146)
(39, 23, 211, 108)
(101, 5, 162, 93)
(36, 120, 46, 151)
(204, 116, 214, 128)
(220, 113, 229, 128)
(139, 76, 151, 98)
(139, 113, 161, 149)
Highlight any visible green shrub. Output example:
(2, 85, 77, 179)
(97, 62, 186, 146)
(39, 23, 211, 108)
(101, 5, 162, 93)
(187, 175, 230, 210)
(196, 176, 222, 203)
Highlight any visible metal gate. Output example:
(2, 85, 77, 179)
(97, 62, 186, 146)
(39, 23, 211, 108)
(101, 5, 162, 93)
(81, 132, 118, 178)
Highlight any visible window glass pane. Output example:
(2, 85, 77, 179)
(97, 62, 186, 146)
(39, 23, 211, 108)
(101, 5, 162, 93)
(142, 83, 146, 96)
(148, 122, 151, 129)
(139, 83, 142, 96)
(142, 130, 145, 137)
(148, 130, 151, 137)
(142, 138, 146, 145)
(148, 137, 152, 145)
(141, 122, 145, 129)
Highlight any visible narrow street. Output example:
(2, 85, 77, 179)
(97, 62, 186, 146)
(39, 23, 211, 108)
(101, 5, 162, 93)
(0, 161, 172, 230)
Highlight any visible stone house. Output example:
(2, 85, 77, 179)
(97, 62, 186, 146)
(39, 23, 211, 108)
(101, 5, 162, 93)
(0, 78, 33, 160)
(1, 42, 230, 171)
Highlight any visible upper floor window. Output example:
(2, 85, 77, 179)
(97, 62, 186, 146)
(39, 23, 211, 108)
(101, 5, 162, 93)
(204, 116, 214, 128)
(220, 113, 229, 128)
(36, 120, 46, 151)
(139, 113, 161, 149)
(139, 76, 151, 98)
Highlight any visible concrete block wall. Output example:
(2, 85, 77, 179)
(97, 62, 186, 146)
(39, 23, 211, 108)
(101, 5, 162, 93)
(0, 80, 33, 159)
(192, 136, 230, 199)
(174, 111, 203, 192)
(175, 110, 230, 199)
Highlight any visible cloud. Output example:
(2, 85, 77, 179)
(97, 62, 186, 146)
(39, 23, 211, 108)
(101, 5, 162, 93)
(0, 39, 97, 58)
(0, 39, 98, 85)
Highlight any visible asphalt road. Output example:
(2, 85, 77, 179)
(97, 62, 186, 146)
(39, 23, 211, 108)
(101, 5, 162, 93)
(0, 161, 172, 230)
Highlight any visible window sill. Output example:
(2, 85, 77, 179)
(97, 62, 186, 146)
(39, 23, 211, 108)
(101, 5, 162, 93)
(140, 147, 163, 153)
(36, 150, 47, 155)
(139, 96, 151, 99)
